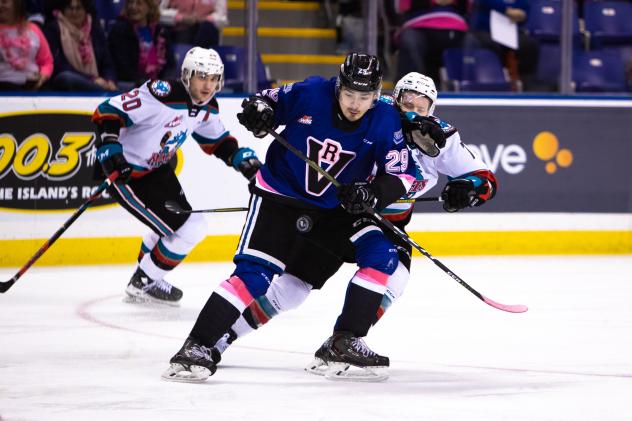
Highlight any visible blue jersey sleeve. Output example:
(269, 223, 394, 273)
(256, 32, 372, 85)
(259, 77, 329, 127)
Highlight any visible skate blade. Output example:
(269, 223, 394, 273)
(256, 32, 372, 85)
(304, 358, 328, 376)
(161, 363, 210, 383)
(324, 362, 389, 382)
(124, 289, 181, 307)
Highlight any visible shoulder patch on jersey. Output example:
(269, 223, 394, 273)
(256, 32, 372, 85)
(150, 80, 172, 97)
(393, 128, 404, 144)
(261, 87, 280, 102)
(379, 94, 395, 106)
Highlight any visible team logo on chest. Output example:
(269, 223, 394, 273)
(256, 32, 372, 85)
(305, 136, 356, 196)
(164, 115, 183, 128)
(298, 115, 312, 125)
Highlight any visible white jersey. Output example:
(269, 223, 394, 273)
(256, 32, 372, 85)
(94, 79, 231, 174)
(382, 117, 490, 220)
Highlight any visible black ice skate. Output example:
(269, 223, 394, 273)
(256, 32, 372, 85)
(307, 332, 389, 382)
(161, 337, 221, 383)
(125, 267, 183, 306)
(304, 335, 334, 376)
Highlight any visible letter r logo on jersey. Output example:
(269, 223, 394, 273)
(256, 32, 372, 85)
(305, 136, 356, 196)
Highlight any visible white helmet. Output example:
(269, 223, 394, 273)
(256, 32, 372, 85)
(181, 47, 224, 96)
(393, 72, 437, 115)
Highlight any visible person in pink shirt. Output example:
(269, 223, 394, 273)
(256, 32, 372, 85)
(158, 0, 226, 48)
(392, 0, 469, 85)
(0, 0, 53, 90)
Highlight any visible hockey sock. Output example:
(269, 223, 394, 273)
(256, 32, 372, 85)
(139, 214, 206, 281)
(191, 276, 255, 346)
(137, 232, 159, 263)
(220, 273, 312, 347)
(373, 262, 409, 324)
(375, 290, 394, 323)
(334, 268, 389, 337)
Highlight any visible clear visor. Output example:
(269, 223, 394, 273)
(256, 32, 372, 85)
(398, 91, 431, 116)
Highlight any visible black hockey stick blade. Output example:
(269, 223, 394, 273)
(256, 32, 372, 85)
(164, 201, 248, 214)
(0, 279, 15, 293)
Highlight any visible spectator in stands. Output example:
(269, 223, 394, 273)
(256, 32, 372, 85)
(335, 0, 363, 54)
(24, 0, 43, 25)
(158, 0, 227, 48)
(467, 0, 539, 90)
(0, 0, 53, 90)
(392, 0, 469, 85)
(44, 0, 117, 91)
(108, 0, 175, 90)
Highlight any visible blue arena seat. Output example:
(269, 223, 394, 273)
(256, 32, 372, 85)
(526, 0, 581, 43)
(573, 50, 628, 92)
(533, 43, 561, 90)
(95, 0, 125, 31)
(584, 1, 632, 47)
(173, 42, 194, 72)
(214, 45, 273, 93)
(441, 48, 512, 92)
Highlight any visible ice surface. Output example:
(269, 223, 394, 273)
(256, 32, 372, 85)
(1, 256, 631, 421)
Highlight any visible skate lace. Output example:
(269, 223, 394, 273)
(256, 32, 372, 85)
(350, 338, 376, 358)
(144, 278, 173, 294)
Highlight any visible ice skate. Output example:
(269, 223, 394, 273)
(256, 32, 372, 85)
(125, 267, 183, 306)
(161, 337, 220, 383)
(304, 336, 334, 376)
(309, 332, 389, 382)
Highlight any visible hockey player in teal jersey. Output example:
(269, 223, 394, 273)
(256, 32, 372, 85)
(162, 53, 417, 383)
(92, 47, 260, 306)
(207, 72, 498, 381)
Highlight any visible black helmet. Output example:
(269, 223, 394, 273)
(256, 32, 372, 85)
(337, 53, 382, 92)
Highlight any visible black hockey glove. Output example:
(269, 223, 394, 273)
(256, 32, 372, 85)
(337, 182, 378, 215)
(237, 96, 275, 138)
(441, 178, 477, 212)
(96, 135, 132, 183)
(401, 112, 446, 157)
(231, 147, 261, 181)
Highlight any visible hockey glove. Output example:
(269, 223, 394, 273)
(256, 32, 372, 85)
(96, 135, 132, 183)
(237, 96, 275, 138)
(338, 182, 378, 215)
(401, 112, 446, 157)
(441, 178, 477, 212)
(231, 147, 261, 181)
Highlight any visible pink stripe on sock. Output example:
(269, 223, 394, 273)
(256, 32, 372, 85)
(220, 276, 254, 307)
(356, 268, 389, 286)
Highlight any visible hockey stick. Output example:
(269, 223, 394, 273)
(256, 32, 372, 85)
(164, 201, 248, 214)
(266, 130, 527, 313)
(0, 172, 119, 294)
(396, 196, 442, 203)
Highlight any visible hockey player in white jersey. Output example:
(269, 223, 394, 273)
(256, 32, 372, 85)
(92, 47, 260, 305)
(209, 72, 497, 381)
